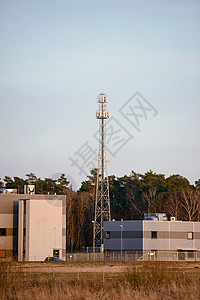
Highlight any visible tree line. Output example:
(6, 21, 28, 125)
(0, 173, 69, 195)
(0, 170, 200, 250)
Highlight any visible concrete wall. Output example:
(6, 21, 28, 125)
(143, 221, 200, 251)
(143, 221, 171, 251)
(25, 199, 63, 261)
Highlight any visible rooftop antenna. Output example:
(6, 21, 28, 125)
(93, 92, 111, 252)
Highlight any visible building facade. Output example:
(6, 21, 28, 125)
(104, 219, 200, 260)
(0, 193, 66, 261)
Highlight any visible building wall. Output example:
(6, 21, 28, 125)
(0, 214, 13, 250)
(104, 221, 143, 251)
(143, 221, 171, 251)
(104, 220, 200, 252)
(143, 221, 200, 251)
(0, 196, 18, 259)
(25, 199, 63, 261)
(0, 194, 66, 261)
(62, 198, 66, 258)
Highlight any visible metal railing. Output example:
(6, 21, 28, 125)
(66, 250, 200, 262)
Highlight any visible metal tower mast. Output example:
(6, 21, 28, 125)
(93, 92, 111, 252)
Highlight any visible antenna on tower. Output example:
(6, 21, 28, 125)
(93, 92, 111, 253)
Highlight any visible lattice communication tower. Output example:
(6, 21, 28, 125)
(93, 92, 111, 252)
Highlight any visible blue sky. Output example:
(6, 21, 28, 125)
(0, 0, 200, 188)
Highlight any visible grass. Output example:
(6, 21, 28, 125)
(0, 261, 200, 299)
(123, 261, 200, 289)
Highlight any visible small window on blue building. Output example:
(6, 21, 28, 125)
(151, 231, 157, 239)
(105, 231, 110, 239)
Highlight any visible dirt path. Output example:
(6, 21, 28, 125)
(21, 264, 125, 273)
(18, 261, 200, 273)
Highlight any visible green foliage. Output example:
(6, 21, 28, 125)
(166, 174, 191, 192)
(57, 174, 69, 187)
(79, 169, 98, 193)
(3, 176, 27, 188)
(42, 178, 57, 194)
(139, 170, 166, 193)
(152, 193, 165, 213)
(79, 180, 94, 193)
(25, 173, 38, 184)
(4, 176, 14, 188)
(34, 178, 45, 194)
(2, 173, 71, 195)
(13, 177, 27, 187)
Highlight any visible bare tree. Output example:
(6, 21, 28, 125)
(66, 188, 77, 251)
(142, 187, 157, 213)
(129, 187, 157, 216)
(179, 189, 200, 221)
(165, 191, 183, 220)
(127, 188, 144, 218)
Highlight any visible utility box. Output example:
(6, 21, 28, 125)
(18, 185, 35, 194)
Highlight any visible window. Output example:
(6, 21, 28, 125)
(0, 250, 6, 258)
(151, 231, 157, 239)
(53, 249, 60, 258)
(187, 232, 193, 240)
(188, 251, 195, 258)
(178, 250, 185, 261)
(0, 228, 6, 236)
(105, 231, 110, 239)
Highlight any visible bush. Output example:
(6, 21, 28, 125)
(124, 262, 176, 289)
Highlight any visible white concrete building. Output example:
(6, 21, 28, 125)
(0, 193, 66, 261)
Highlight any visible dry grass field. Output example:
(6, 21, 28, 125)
(0, 261, 200, 299)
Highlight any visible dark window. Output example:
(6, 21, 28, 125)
(178, 250, 185, 260)
(187, 232, 193, 240)
(188, 251, 195, 258)
(53, 249, 60, 258)
(151, 231, 157, 239)
(0, 228, 6, 236)
(105, 231, 110, 239)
